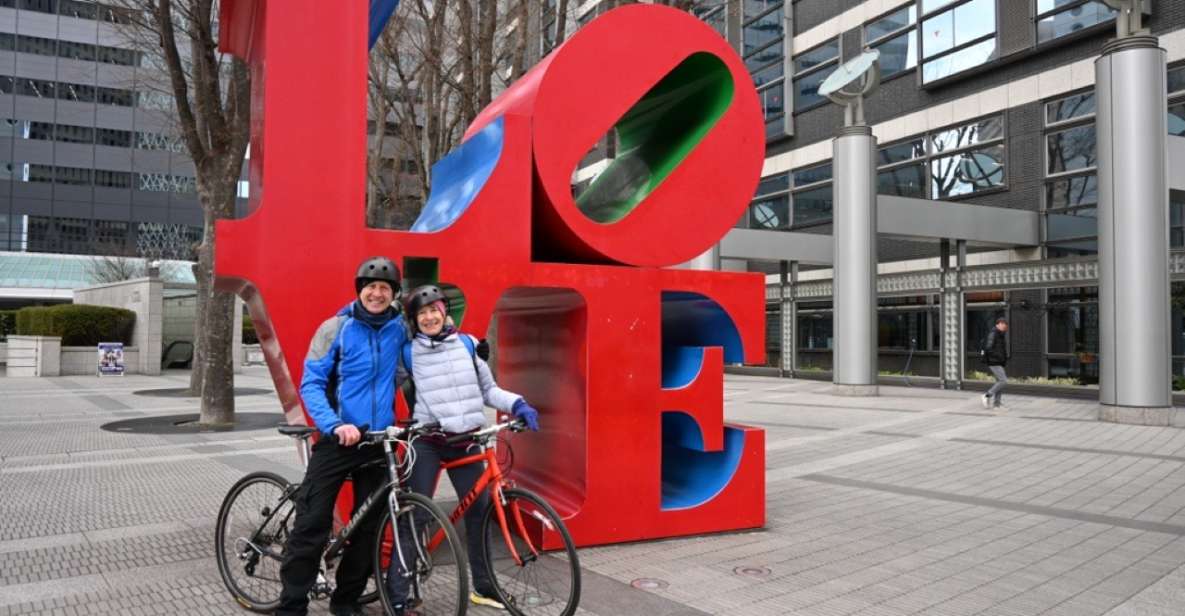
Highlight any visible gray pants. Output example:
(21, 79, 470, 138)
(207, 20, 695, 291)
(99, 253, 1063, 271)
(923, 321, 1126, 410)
(986, 365, 1007, 405)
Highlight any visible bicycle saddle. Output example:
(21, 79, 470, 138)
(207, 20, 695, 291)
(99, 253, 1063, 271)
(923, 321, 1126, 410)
(277, 425, 316, 438)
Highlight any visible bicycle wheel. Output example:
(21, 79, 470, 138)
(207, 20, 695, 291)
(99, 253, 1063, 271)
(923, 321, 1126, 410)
(480, 488, 581, 616)
(374, 491, 468, 616)
(215, 471, 297, 612)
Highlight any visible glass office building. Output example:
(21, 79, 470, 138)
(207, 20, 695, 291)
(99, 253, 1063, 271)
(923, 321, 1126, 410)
(580, 0, 1185, 388)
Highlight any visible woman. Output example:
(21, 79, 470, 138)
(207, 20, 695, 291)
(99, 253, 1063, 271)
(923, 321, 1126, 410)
(387, 284, 539, 615)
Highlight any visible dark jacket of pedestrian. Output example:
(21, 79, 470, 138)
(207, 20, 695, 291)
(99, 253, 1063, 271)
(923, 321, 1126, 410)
(984, 328, 1008, 366)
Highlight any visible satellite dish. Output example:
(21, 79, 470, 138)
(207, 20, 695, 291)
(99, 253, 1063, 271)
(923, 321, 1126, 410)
(1098, 0, 1145, 36)
(819, 49, 880, 99)
(818, 49, 881, 126)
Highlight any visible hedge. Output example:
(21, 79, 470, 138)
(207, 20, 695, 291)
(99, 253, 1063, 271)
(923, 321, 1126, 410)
(0, 310, 16, 340)
(15, 304, 136, 346)
(243, 314, 258, 344)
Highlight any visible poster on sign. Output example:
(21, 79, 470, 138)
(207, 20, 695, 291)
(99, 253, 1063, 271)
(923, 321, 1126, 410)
(97, 342, 125, 377)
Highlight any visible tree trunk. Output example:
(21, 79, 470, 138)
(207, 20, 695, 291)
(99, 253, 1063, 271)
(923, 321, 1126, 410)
(196, 180, 237, 426)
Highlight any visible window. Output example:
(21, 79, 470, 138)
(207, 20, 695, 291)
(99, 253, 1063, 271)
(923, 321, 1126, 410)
(1036, 0, 1117, 44)
(55, 123, 94, 144)
(93, 219, 129, 249)
(55, 166, 91, 186)
(791, 162, 832, 227)
(19, 0, 56, 14)
(58, 0, 97, 19)
(18, 77, 55, 99)
(1044, 90, 1098, 256)
(96, 44, 139, 66)
(16, 35, 56, 57)
(877, 138, 927, 197)
(743, 1, 787, 138)
(792, 39, 838, 112)
(748, 174, 790, 230)
(1046, 287, 1100, 382)
(864, 5, 918, 79)
(94, 169, 132, 189)
(875, 116, 1005, 200)
(96, 127, 131, 147)
(919, 0, 997, 84)
(26, 164, 56, 183)
(97, 86, 135, 106)
(57, 39, 95, 62)
(1170, 65, 1185, 137)
(59, 82, 95, 103)
(25, 121, 54, 141)
(694, 0, 726, 38)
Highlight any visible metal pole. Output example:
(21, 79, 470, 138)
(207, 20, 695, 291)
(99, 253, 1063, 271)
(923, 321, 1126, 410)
(832, 125, 878, 395)
(1096, 35, 1173, 413)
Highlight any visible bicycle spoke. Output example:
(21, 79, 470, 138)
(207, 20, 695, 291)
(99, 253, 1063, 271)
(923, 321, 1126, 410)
(217, 476, 294, 609)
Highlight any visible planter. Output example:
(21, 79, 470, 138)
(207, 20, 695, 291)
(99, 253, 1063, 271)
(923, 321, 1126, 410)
(7, 335, 61, 377)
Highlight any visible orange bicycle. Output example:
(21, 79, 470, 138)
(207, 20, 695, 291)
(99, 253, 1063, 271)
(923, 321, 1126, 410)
(377, 418, 581, 616)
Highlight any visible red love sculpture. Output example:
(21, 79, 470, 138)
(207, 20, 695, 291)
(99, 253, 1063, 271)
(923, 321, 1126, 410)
(216, 0, 766, 546)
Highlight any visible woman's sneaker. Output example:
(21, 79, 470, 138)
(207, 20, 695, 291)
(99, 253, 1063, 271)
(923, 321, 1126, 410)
(470, 592, 506, 610)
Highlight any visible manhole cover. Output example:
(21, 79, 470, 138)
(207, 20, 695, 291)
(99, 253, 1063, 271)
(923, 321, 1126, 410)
(100, 412, 282, 434)
(630, 578, 669, 590)
(132, 387, 273, 398)
(733, 566, 771, 578)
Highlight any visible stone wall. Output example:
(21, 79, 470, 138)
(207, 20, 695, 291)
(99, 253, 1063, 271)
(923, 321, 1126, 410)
(60, 346, 141, 375)
(73, 278, 162, 376)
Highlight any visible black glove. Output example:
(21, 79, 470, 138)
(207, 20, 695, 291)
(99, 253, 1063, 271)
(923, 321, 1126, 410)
(476, 338, 490, 361)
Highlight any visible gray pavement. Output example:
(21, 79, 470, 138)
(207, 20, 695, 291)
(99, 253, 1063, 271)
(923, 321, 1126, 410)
(0, 369, 1183, 615)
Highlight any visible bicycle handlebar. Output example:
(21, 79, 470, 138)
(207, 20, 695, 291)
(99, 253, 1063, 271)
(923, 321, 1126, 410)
(444, 418, 527, 445)
(322, 421, 443, 446)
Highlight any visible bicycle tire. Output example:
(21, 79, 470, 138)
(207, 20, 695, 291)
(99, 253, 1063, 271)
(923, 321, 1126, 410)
(480, 488, 581, 616)
(215, 471, 296, 613)
(373, 491, 469, 616)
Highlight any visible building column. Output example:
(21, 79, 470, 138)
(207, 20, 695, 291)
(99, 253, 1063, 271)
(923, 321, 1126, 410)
(1095, 35, 1175, 423)
(779, 260, 797, 378)
(679, 245, 721, 270)
(832, 125, 878, 396)
(940, 239, 966, 390)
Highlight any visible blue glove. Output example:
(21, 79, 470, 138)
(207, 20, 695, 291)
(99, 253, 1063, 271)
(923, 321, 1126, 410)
(511, 399, 540, 431)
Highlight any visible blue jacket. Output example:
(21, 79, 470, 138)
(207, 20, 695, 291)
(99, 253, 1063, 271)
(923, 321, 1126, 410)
(300, 303, 408, 435)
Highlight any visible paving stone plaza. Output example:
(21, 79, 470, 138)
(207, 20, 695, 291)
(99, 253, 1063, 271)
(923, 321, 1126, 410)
(0, 369, 1183, 615)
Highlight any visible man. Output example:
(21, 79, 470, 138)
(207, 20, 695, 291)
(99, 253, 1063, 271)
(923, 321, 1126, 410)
(982, 317, 1009, 410)
(276, 256, 406, 616)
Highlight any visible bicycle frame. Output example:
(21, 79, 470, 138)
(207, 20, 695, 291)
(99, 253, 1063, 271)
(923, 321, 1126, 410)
(427, 444, 540, 567)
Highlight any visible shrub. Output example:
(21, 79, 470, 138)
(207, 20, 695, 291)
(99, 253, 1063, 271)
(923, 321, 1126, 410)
(243, 314, 258, 344)
(15, 304, 135, 346)
(1174, 375, 1185, 392)
(0, 310, 16, 340)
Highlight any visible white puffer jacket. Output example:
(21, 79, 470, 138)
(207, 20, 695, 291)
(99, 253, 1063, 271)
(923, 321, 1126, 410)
(399, 332, 522, 434)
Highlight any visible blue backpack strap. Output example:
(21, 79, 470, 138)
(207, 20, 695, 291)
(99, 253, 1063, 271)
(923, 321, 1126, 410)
(459, 334, 476, 358)
(401, 340, 413, 374)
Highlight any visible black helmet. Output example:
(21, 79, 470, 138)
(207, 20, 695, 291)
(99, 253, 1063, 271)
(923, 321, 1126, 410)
(405, 285, 448, 330)
(354, 256, 400, 294)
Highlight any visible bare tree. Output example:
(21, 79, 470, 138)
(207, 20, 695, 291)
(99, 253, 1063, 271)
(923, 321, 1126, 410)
(112, 0, 249, 426)
(364, 0, 539, 229)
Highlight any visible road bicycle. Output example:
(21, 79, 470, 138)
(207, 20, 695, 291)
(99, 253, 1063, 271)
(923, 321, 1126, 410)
(214, 422, 468, 616)
(377, 419, 582, 616)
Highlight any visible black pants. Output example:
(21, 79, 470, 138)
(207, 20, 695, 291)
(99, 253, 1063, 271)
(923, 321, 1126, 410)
(277, 439, 386, 615)
(387, 438, 495, 605)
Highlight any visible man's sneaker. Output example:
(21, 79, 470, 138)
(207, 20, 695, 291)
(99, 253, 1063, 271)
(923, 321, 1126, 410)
(981, 394, 991, 409)
(471, 592, 506, 610)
